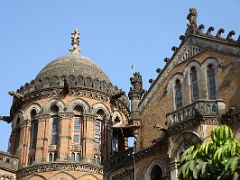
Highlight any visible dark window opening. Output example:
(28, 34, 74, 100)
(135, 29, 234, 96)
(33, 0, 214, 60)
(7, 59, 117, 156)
(207, 64, 217, 99)
(150, 165, 163, 180)
(175, 79, 183, 109)
(190, 67, 199, 102)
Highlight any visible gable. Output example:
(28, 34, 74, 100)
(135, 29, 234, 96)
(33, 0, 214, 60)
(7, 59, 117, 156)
(139, 35, 240, 112)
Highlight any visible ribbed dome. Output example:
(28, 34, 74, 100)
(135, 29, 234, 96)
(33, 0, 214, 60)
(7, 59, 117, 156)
(36, 55, 111, 83)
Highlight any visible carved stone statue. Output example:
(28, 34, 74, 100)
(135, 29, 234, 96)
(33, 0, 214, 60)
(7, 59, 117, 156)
(187, 8, 198, 29)
(130, 72, 143, 93)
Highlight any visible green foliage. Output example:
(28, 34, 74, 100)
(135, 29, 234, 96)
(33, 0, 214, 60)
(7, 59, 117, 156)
(178, 125, 240, 179)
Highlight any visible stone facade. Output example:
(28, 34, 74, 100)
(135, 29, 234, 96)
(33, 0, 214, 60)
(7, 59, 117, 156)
(1, 8, 240, 180)
(108, 8, 240, 180)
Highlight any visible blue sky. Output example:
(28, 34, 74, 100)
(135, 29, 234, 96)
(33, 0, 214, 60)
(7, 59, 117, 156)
(0, 0, 239, 151)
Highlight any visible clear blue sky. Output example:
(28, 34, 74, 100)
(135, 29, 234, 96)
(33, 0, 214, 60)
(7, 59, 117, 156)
(0, 0, 239, 151)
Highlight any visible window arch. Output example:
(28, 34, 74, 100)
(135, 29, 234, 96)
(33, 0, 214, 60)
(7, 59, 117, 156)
(51, 104, 59, 114)
(145, 160, 166, 180)
(175, 79, 183, 109)
(207, 64, 217, 99)
(73, 105, 84, 115)
(190, 66, 199, 102)
(97, 109, 106, 120)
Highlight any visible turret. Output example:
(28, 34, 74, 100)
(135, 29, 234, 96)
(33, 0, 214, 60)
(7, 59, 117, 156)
(128, 72, 143, 138)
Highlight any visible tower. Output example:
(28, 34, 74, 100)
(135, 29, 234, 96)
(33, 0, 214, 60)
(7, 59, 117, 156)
(6, 29, 130, 180)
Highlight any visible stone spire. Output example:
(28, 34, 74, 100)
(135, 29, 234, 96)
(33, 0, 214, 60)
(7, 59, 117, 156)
(69, 28, 81, 55)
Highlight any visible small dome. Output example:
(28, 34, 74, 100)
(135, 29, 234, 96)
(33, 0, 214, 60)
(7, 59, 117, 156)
(36, 55, 111, 83)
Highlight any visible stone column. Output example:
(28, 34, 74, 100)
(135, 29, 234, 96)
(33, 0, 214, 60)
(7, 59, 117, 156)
(169, 158, 178, 180)
(42, 118, 49, 162)
(84, 114, 95, 162)
(82, 115, 87, 159)
(35, 115, 49, 163)
(58, 113, 73, 161)
(19, 119, 31, 167)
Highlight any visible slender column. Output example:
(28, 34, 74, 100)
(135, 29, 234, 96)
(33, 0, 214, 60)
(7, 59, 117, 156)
(35, 115, 49, 163)
(67, 117, 72, 160)
(84, 114, 95, 162)
(19, 119, 31, 167)
(58, 113, 73, 161)
(82, 115, 87, 159)
(42, 118, 49, 162)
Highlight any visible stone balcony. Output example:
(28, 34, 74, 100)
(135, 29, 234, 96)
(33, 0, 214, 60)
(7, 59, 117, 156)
(166, 99, 225, 131)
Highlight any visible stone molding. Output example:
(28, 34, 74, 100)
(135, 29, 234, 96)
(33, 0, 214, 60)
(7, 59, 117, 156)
(11, 89, 129, 119)
(17, 162, 103, 178)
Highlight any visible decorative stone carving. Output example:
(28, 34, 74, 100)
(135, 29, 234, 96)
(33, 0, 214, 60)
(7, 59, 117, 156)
(187, 8, 198, 34)
(84, 76, 92, 87)
(93, 78, 100, 89)
(17, 162, 103, 178)
(216, 28, 225, 38)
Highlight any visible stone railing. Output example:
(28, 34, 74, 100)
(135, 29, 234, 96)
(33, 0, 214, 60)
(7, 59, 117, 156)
(108, 148, 133, 170)
(48, 145, 57, 152)
(0, 151, 18, 172)
(71, 144, 81, 151)
(166, 99, 225, 127)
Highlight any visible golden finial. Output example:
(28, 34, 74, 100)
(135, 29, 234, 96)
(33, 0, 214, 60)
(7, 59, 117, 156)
(69, 28, 81, 55)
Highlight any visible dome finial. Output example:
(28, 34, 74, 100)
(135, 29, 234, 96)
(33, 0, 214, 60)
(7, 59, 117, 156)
(69, 28, 81, 55)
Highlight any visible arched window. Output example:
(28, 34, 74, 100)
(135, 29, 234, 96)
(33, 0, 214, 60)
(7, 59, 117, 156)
(97, 109, 106, 120)
(49, 153, 53, 162)
(175, 79, 183, 109)
(30, 109, 38, 150)
(71, 152, 75, 161)
(48, 152, 58, 162)
(150, 165, 162, 180)
(76, 153, 81, 161)
(51, 117, 59, 145)
(73, 105, 83, 115)
(190, 67, 199, 102)
(51, 104, 59, 114)
(207, 64, 217, 99)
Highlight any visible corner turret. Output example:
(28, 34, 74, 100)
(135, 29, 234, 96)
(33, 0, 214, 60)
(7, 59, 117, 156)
(128, 72, 143, 138)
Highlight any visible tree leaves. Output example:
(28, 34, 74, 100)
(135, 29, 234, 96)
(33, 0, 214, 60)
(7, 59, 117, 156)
(178, 125, 240, 179)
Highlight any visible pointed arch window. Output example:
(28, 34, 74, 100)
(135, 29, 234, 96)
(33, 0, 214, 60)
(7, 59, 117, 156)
(190, 67, 199, 102)
(175, 79, 183, 109)
(150, 165, 163, 180)
(207, 64, 217, 99)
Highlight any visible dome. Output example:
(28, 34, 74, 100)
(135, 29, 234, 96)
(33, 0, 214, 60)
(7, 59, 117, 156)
(36, 55, 111, 83)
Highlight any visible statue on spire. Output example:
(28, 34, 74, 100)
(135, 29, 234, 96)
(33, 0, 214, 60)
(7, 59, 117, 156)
(186, 8, 198, 34)
(69, 28, 81, 55)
